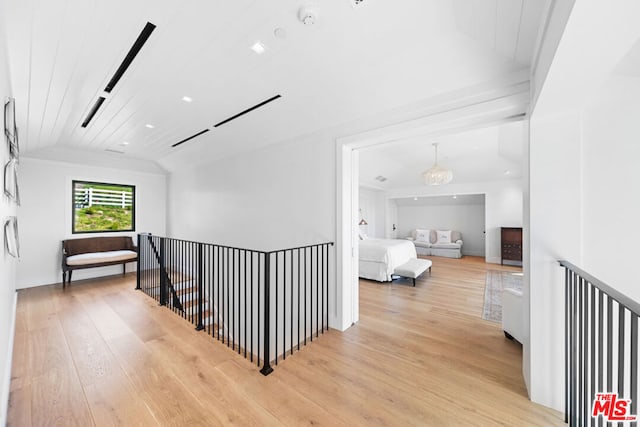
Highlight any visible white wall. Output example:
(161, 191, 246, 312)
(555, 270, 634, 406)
(17, 158, 167, 288)
(486, 182, 523, 263)
(521, 119, 531, 394)
(527, 0, 640, 411)
(397, 201, 486, 256)
(527, 82, 640, 412)
(166, 134, 335, 252)
(581, 75, 640, 302)
(358, 187, 385, 238)
(387, 199, 398, 239)
(385, 179, 522, 263)
(528, 110, 583, 410)
(0, 21, 17, 426)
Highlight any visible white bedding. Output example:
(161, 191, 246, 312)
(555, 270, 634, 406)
(358, 238, 417, 282)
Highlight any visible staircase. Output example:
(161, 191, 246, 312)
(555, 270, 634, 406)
(136, 233, 334, 375)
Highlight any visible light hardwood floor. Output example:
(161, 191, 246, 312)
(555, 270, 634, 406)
(8, 256, 564, 426)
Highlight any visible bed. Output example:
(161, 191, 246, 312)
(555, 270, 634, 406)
(358, 238, 417, 282)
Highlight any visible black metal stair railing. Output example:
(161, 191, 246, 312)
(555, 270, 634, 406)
(143, 234, 183, 311)
(136, 233, 334, 375)
(559, 260, 639, 427)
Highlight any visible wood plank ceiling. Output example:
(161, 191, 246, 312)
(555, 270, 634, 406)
(2, 0, 547, 165)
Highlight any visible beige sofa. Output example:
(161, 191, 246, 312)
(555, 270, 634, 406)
(405, 229, 463, 258)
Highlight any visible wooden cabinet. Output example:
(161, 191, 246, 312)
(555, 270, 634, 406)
(501, 227, 522, 265)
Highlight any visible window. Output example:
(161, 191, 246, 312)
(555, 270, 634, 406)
(72, 180, 135, 233)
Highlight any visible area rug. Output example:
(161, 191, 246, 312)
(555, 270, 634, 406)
(482, 270, 523, 323)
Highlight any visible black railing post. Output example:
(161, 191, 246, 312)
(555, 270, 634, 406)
(159, 237, 167, 306)
(631, 313, 638, 426)
(135, 233, 141, 290)
(196, 243, 205, 331)
(559, 260, 640, 427)
(564, 268, 568, 424)
(260, 251, 273, 376)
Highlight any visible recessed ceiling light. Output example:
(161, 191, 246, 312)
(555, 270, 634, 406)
(120, 141, 130, 146)
(145, 124, 154, 129)
(182, 96, 193, 103)
(453, 195, 457, 199)
(251, 42, 266, 55)
(504, 170, 511, 175)
(413, 197, 418, 201)
(274, 27, 287, 39)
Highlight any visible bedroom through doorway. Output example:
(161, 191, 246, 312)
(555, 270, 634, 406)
(335, 82, 529, 330)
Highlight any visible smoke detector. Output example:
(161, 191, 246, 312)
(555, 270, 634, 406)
(298, 6, 318, 25)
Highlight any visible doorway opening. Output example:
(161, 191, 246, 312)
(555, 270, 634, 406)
(335, 81, 529, 329)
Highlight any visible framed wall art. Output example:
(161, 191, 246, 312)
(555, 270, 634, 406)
(3, 158, 19, 204)
(4, 97, 18, 159)
(4, 216, 19, 258)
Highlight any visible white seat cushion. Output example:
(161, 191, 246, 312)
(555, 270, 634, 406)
(66, 250, 137, 266)
(413, 241, 431, 248)
(430, 242, 461, 250)
(394, 258, 432, 279)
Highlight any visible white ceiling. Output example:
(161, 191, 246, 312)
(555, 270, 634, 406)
(395, 193, 485, 206)
(2, 0, 546, 166)
(359, 119, 525, 189)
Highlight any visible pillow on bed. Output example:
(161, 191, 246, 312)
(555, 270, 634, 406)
(415, 229, 431, 242)
(436, 230, 452, 244)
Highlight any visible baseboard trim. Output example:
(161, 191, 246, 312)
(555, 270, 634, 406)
(462, 251, 486, 257)
(486, 256, 502, 264)
(1, 291, 18, 426)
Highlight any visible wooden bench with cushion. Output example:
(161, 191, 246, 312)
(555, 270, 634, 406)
(393, 258, 432, 286)
(62, 236, 138, 288)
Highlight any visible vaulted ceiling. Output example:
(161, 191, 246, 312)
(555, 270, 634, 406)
(359, 120, 525, 189)
(1, 0, 547, 166)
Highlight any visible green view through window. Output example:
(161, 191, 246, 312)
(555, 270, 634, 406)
(72, 180, 135, 233)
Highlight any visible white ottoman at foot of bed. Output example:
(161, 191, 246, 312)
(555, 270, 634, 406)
(393, 259, 432, 286)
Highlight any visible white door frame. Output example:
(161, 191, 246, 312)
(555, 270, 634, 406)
(334, 79, 530, 331)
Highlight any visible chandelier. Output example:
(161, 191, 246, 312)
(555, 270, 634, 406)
(423, 143, 452, 185)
